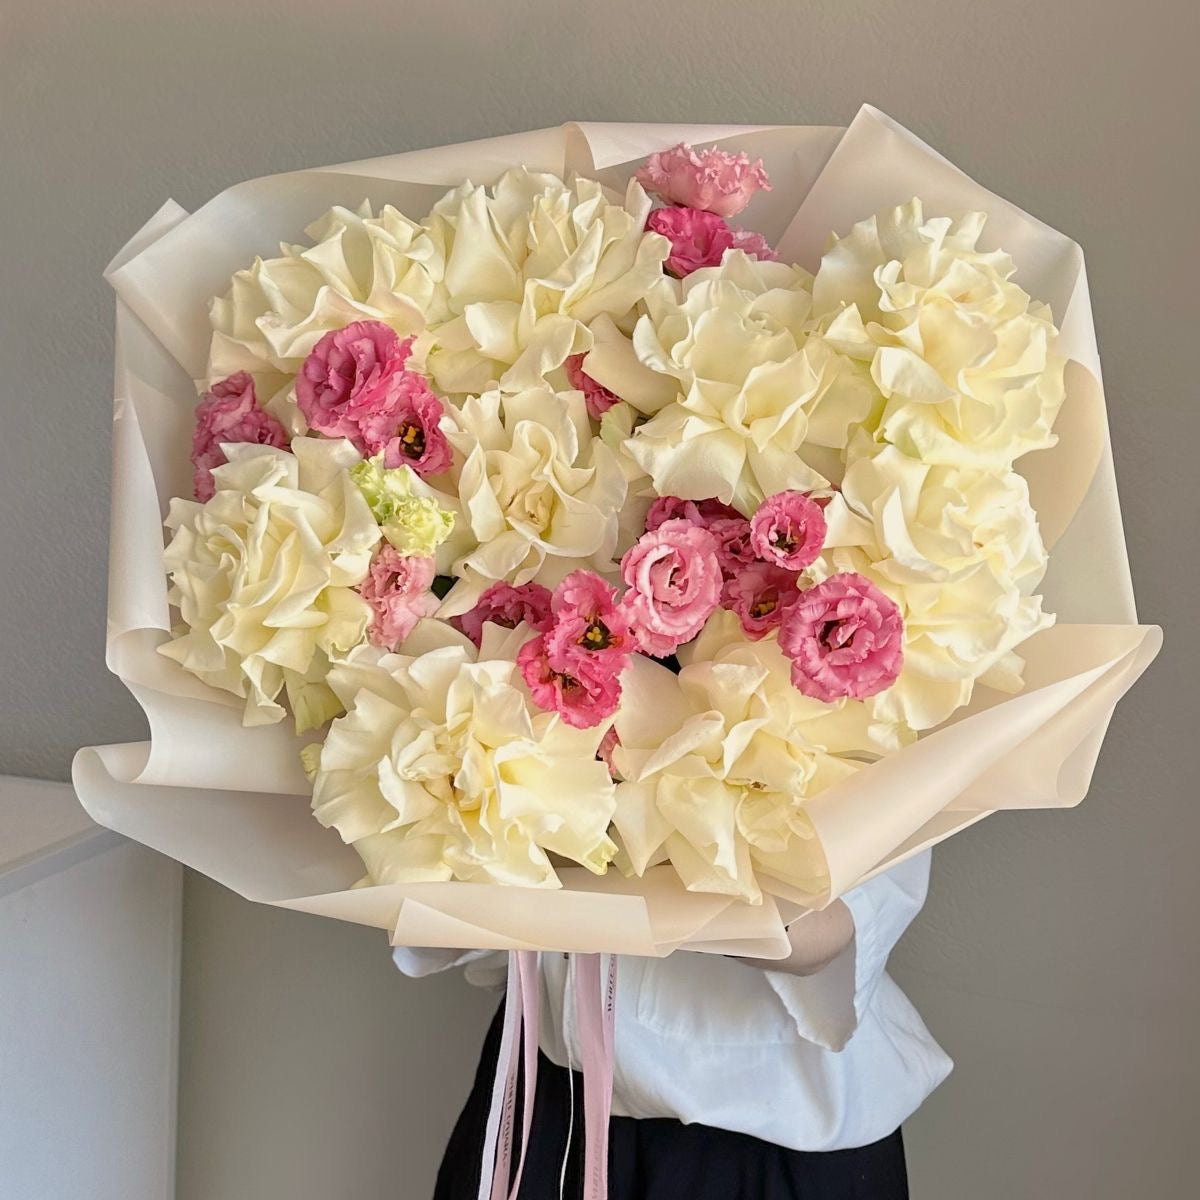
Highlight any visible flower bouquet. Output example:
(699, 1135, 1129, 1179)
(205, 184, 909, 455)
(76, 108, 1158, 957)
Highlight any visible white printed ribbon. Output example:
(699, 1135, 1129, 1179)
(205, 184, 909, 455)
(478, 952, 616, 1200)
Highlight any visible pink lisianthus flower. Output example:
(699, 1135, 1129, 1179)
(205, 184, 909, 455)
(750, 491, 828, 572)
(724, 562, 802, 640)
(646, 207, 777, 277)
(296, 320, 407, 444)
(707, 516, 757, 601)
(455, 581, 553, 648)
(358, 367, 453, 478)
(635, 143, 771, 217)
(644, 495, 741, 532)
(647, 207, 734, 276)
(778, 573, 905, 702)
(298, 321, 453, 477)
(729, 227, 779, 263)
(518, 633, 623, 730)
(358, 546, 438, 651)
(620, 519, 723, 657)
(546, 570, 633, 670)
(191, 372, 288, 501)
(564, 354, 621, 420)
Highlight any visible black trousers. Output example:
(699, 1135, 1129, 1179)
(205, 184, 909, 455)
(434, 1005, 909, 1200)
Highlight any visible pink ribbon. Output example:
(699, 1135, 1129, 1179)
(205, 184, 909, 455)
(478, 952, 617, 1200)
(573, 954, 617, 1200)
(479, 950, 540, 1200)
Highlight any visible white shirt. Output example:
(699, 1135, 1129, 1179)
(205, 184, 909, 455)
(393, 850, 951, 1152)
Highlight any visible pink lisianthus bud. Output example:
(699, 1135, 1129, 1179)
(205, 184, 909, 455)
(724, 562, 802, 640)
(644, 495, 741, 532)
(706, 516, 757, 593)
(635, 143, 771, 217)
(598, 726, 621, 779)
(191, 372, 288, 501)
(358, 546, 438, 650)
(749, 491, 828, 572)
(620, 519, 723, 657)
(455, 581, 553, 648)
(778, 573, 904, 702)
(564, 354, 621, 420)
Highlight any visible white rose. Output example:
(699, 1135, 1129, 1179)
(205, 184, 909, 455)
(814, 199, 1065, 468)
(310, 623, 618, 887)
(161, 438, 381, 729)
(438, 385, 627, 614)
(612, 623, 868, 903)
(623, 252, 875, 513)
(422, 170, 671, 396)
(208, 203, 446, 434)
(820, 444, 1054, 732)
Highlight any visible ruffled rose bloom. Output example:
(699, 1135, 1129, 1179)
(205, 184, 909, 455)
(565, 354, 621, 420)
(812, 199, 1064, 469)
(620, 519, 723, 656)
(207, 203, 440, 433)
(635, 143, 771, 217)
(819, 445, 1052, 733)
(358, 546, 438, 650)
(442, 387, 626, 594)
(296, 320, 407, 441)
(724, 562, 801, 640)
(191, 372, 288, 501)
(644, 495, 741, 531)
(779, 573, 904, 702)
(610, 619, 868, 902)
(624, 255, 854, 512)
(313, 632, 618, 887)
(162, 439, 380, 730)
(518, 632, 623, 730)
(750, 491, 828, 571)
(423, 171, 670, 396)
(456, 581, 553, 648)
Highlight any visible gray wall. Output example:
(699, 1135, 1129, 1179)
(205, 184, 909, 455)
(3, 1, 1196, 1197)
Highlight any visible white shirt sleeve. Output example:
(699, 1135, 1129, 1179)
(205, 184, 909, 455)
(761, 849, 932, 1051)
(392, 946, 510, 989)
(391, 946, 492, 977)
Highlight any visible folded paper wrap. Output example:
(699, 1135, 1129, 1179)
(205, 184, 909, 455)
(72, 107, 1161, 959)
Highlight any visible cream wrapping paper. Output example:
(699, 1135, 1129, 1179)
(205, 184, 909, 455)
(72, 107, 1160, 958)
